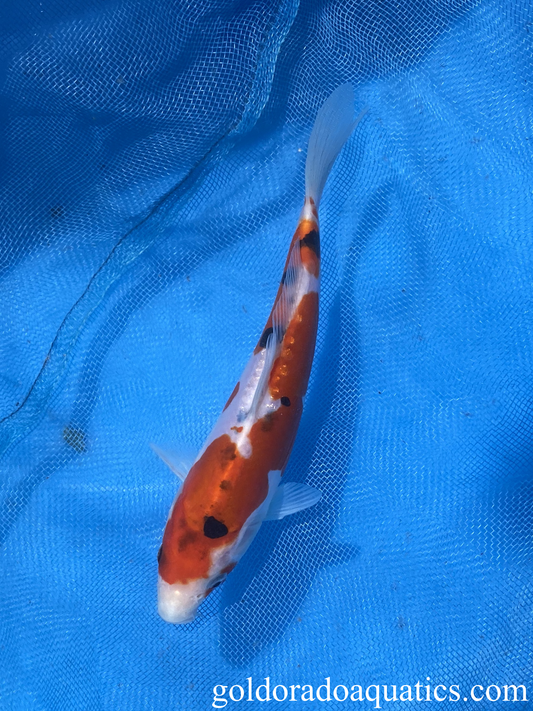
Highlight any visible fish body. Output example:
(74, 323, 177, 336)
(154, 84, 365, 624)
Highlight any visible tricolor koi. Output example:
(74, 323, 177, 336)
(152, 84, 366, 624)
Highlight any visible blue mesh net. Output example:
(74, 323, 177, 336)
(1, 0, 532, 708)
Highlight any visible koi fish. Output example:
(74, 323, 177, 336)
(153, 84, 366, 624)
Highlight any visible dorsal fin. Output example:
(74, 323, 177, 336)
(272, 237, 303, 338)
(248, 330, 278, 417)
(249, 237, 304, 417)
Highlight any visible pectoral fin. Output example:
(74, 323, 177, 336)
(265, 482, 321, 521)
(150, 443, 197, 483)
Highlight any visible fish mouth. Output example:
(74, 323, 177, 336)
(157, 575, 204, 624)
(158, 602, 198, 625)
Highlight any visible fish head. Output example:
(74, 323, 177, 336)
(156, 516, 237, 624)
(157, 574, 220, 624)
(156, 469, 283, 624)
(157, 576, 205, 624)
(157, 551, 234, 624)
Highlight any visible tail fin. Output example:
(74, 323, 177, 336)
(305, 83, 367, 206)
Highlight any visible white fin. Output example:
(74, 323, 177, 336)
(264, 482, 322, 521)
(248, 330, 278, 417)
(272, 238, 303, 338)
(305, 83, 367, 206)
(150, 443, 197, 482)
(248, 238, 304, 419)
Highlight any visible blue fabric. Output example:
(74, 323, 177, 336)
(1, 0, 532, 708)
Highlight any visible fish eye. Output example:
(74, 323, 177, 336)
(203, 516, 228, 539)
(209, 573, 227, 590)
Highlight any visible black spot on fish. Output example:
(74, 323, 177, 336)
(157, 545, 162, 563)
(261, 412, 274, 432)
(211, 580, 223, 589)
(300, 229, 320, 258)
(178, 531, 197, 552)
(221, 444, 237, 462)
(281, 396, 291, 407)
(281, 267, 296, 285)
(259, 326, 274, 348)
(204, 516, 228, 539)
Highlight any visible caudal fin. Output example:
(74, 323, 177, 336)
(305, 83, 367, 207)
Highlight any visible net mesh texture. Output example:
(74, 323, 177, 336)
(0, 0, 532, 708)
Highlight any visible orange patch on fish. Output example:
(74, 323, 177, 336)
(159, 434, 270, 585)
(269, 292, 319, 400)
(253, 223, 319, 355)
